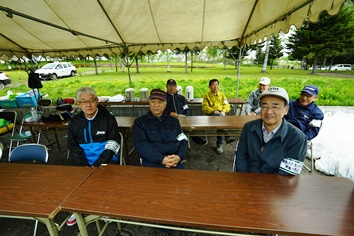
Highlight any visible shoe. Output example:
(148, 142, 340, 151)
(66, 213, 76, 226)
(226, 137, 236, 144)
(216, 145, 223, 154)
(192, 136, 208, 145)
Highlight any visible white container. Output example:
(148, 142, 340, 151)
(125, 88, 135, 101)
(177, 86, 182, 95)
(186, 86, 194, 101)
(140, 88, 149, 101)
(31, 107, 38, 122)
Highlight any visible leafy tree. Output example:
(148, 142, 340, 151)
(268, 36, 284, 69)
(286, 1, 354, 74)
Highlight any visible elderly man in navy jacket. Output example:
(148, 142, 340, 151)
(134, 88, 188, 168)
(165, 79, 207, 145)
(236, 87, 307, 175)
(285, 85, 324, 140)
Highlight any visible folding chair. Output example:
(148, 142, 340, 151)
(8, 143, 48, 163)
(304, 141, 315, 172)
(8, 143, 49, 236)
(231, 140, 239, 172)
(37, 98, 52, 113)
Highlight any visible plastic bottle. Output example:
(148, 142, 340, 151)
(31, 107, 38, 122)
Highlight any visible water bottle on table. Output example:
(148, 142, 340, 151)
(31, 107, 38, 122)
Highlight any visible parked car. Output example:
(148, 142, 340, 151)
(35, 62, 77, 80)
(329, 64, 352, 71)
(0, 70, 11, 90)
(308, 65, 328, 71)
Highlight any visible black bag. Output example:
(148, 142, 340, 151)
(56, 97, 65, 106)
(28, 71, 43, 89)
(41, 111, 72, 122)
(56, 103, 73, 111)
(56, 97, 72, 111)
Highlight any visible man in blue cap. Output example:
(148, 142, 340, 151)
(285, 85, 324, 140)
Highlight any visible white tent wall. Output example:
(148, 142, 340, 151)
(0, 0, 345, 58)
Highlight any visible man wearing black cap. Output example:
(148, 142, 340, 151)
(285, 85, 324, 140)
(165, 79, 207, 145)
(134, 88, 188, 169)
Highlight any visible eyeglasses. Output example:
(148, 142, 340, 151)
(300, 92, 314, 98)
(260, 105, 284, 112)
(78, 98, 97, 105)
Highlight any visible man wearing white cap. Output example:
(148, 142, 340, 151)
(244, 77, 270, 115)
(235, 86, 307, 175)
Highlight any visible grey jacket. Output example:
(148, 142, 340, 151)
(244, 89, 262, 115)
(236, 118, 307, 175)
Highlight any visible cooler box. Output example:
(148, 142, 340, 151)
(15, 89, 40, 107)
(0, 100, 18, 108)
(140, 88, 149, 101)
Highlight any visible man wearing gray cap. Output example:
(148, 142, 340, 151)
(235, 86, 307, 175)
(244, 77, 271, 115)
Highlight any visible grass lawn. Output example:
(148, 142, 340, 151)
(1, 62, 353, 106)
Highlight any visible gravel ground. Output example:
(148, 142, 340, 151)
(0, 129, 326, 236)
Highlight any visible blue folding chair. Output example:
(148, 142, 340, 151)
(8, 143, 48, 163)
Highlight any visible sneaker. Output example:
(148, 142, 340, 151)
(216, 145, 223, 154)
(226, 137, 236, 144)
(192, 136, 208, 145)
(66, 213, 76, 226)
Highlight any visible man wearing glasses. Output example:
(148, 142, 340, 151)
(235, 87, 307, 175)
(68, 86, 121, 167)
(285, 85, 324, 140)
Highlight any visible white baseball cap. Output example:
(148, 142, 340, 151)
(259, 77, 271, 85)
(258, 86, 289, 103)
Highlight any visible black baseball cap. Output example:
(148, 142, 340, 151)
(166, 79, 177, 86)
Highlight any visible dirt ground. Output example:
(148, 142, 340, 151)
(0, 129, 326, 236)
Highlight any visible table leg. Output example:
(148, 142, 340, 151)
(73, 212, 88, 236)
(38, 217, 60, 236)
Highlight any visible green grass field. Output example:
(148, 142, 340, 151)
(1, 62, 353, 106)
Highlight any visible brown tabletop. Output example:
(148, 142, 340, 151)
(100, 98, 245, 105)
(0, 163, 94, 235)
(178, 115, 258, 129)
(186, 97, 245, 105)
(61, 165, 354, 236)
(22, 117, 135, 130)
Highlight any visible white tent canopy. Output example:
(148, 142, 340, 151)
(0, 0, 345, 59)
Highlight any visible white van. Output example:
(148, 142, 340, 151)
(35, 62, 77, 80)
(330, 64, 352, 71)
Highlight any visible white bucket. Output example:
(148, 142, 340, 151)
(140, 88, 149, 101)
(125, 88, 135, 101)
(177, 86, 182, 95)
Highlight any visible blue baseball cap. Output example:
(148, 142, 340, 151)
(301, 85, 319, 96)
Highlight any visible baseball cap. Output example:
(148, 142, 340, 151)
(166, 79, 177, 86)
(259, 77, 271, 85)
(301, 85, 319, 96)
(258, 86, 289, 103)
(149, 89, 166, 101)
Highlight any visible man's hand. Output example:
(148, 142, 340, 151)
(162, 154, 181, 168)
(170, 112, 178, 117)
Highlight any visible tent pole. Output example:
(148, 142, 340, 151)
(236, 46, 243, 98)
